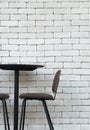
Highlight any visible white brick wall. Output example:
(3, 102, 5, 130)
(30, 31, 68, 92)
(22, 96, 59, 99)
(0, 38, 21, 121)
(0, 0, 90, 130)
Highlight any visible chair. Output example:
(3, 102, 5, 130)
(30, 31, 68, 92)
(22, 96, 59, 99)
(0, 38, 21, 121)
(19, 70, 61, 130)
(0, 93, 10, 130)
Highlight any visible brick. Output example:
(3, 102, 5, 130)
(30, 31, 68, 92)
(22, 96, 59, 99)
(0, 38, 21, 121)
(80, 38, 90, 43)
(81, 125, 90, 130)
(45, 39, 61, 44)
(20, 57, 36, 63)
(18, 9, 35, 14)
(0, 3, 8, 8)
(45, 51, 61, 56)
(1, 33, 18, 38)
(64, 63, 81, 68)
(27, 39, 44, 44)
(61, 50, 79, 56)
(73, 56, 90, 62)
(19, 33, 35, 38)
(19, 45, 36, 51)
(1, 21, 18, 26)
(10, 15, 27, 20)
(0, 51, 9, 56)
(10, 27, 27, 33)
(46, 63, 63, 68)
(38, 57, 54, 62)
(80, 112, 90, 117)
(28, 15, 45, 20)
(73, 106, 90, 111)
(36, 21, 53, 26)
(71, 8, 88, 14)
(37, 45, 54, 50)
(19, 21, 35, 26)
(53, 118, 70, 124)
(63, 112, 79, 117)
(55, 44, 72, 50)
(10, 51, 26, 56)
(72, 32, 88, 38)
(54, 9, 70, 14)
(63, 125, 80, 130)
(27, 51, 44, 57)
(9, 3, 26, 8)
(9, 39, 26, 44)
(1, 9, 18, 14)
(72, 94, 88, 99)
(0, 15, 9, 20)
(63, 14, 79, 20)
(36, 33, 53, 38)
(62, 75, 80, 81)
(72, 20, 88, 25)
(2, 57, 19, 64)
(0, 39, 8, 44)
(2, 45, 18, 50)
(44, 2, 61, 8)
(27, 3, 43, 8)
(0, 27, 9, 32)
(55, 106, 72, 112)
(63, 26, 79, 32)
(62, 2, 79, 7)
(64, 100, 81, 105)
(62, 38, 79, 44)
(36, 9, 53, 14)
(80, 2, 90, 7)
(55, 56, 72, 62)
(54, 20, 70, 26)
(54, 32, 70, 38)
(71, 118, 88, 124)
(28, 27, 44, 32)
(46, 27, 62, 32)
(80, 26, 90, 31)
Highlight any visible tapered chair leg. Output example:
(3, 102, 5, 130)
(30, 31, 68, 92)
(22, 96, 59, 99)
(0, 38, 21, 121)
(4, 100, 10, 130)
(2, 100, 7, 130)
(2, 99, 10, 130)
(19, 99, 26, 130)
(42, 100, 54, 130)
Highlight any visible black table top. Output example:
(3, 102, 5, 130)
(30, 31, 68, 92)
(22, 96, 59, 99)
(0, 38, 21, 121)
(0, 64, 44, 71)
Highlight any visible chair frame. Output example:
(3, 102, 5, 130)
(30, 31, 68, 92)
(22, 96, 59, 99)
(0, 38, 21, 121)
(19, 70, 61, 130)
(19, 99, 54, 130)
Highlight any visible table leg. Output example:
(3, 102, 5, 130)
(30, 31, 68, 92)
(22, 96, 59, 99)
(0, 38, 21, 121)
(14, 70, 19, 130)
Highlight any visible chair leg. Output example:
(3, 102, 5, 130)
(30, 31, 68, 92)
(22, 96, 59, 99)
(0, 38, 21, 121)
(42, 100, 54, 130)
(19, 99, 26, 130)
(2, 99, 10, 130)
(4, 100, 10, 130)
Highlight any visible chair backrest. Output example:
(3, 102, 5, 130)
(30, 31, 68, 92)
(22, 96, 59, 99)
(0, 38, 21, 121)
(52, 70, 61, 99)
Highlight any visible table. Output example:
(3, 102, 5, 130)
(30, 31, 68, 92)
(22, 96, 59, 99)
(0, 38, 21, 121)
(0, 64, 43, 130)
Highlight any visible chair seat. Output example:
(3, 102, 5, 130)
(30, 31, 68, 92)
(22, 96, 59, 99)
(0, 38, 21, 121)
(0, 93, 9, 100)
(19, 93, 54, 100)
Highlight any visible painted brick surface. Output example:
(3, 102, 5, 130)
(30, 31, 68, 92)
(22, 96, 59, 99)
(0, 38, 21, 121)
(0, 0, 90, 130)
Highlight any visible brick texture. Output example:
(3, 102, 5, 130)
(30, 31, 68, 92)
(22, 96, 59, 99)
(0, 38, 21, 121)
(0, 0, 90, 130)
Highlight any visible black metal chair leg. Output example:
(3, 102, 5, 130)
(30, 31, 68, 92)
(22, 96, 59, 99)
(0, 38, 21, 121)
(19, 102, 24, 130)
(2, 100, 7, 130)
(4, 100, 10, 130)
(2, 99, 10, 130)
(19, 99, 26, 130)
(22, 99, 26, 130)
(42, 100, 54, 130)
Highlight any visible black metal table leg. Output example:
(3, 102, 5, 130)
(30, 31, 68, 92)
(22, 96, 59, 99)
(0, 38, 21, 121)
(14, 70, 19, 130)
